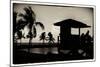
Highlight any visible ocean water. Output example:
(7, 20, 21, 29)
(18, 43, 59, 54)
(22, 47, 58, 54)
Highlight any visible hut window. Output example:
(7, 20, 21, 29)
(71, 28, 78, 35)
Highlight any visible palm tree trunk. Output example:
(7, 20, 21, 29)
(43, 39, 45, 44)
(28, 38, 32, 53)
(20, 39, 21, 46)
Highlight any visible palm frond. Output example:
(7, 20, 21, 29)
(17, 6, 45, 39)
(16, 19, 27, 30)
(19, 13, 28, 21)
(35, 22, 45, 30)
(19, 13, 25, 17)
(28, 6, 36, 19)
(22, 6, 36, 25)
(24, 7, 31, 15)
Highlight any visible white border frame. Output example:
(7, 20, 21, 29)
(10, 1, 96, 66)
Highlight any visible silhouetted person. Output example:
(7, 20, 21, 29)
(80, 30, 92, 45)
(47, 32, 55, 43)
(39, 32, 46, 43)
(80, 30, 93, 58)
(80, 33, 85, 45)
(84, 30, 92, 44)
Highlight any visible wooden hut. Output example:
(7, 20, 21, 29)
(54, 19, 90, 52)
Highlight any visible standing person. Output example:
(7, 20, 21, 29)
(84, 30, 92, 44)
(48, 32, 55, 43)
(39, 32, 46, 43)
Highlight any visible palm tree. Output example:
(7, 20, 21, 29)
(18, 6, 45, 52)
(39, 32, 46, 43)
(13, 12, 25, 45)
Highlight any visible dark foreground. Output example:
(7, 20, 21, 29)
(13, 43, 93, 64)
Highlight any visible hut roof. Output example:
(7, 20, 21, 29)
(54, 19, 90, 28)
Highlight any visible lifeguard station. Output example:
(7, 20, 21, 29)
(54, 19, 91, 53)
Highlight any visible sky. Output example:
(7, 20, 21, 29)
(13, 3, 94, 43)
